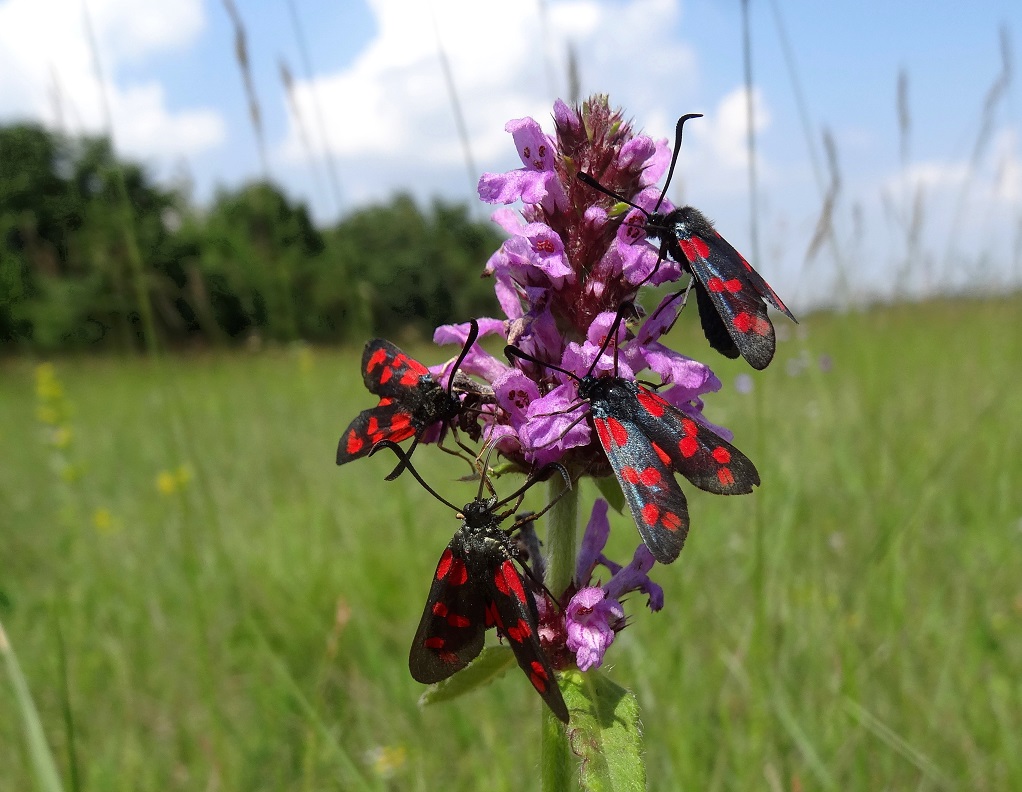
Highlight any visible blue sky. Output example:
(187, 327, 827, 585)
(1, 0, 1020, 309)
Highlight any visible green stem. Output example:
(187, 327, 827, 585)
(544, 474, 579, 597)
(541, 476, 578, 790)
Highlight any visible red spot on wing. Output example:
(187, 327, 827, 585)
(424, 636, 445, 649)
(637, 390, 665, 417)
(439, 650, 459, 664)
(662, 511, 683, 532)
(379, 367, 393, 384)
(378, 398, 393, 407)
(366, 348, 388, 372)
(346, 430, 365, 455)
(679, 437, 698, 458)
(712, 447, 731, 464)
(485, 601, 503, 629)
(366, 416, 380, 436)
(717, 468, 735, 487)
(680, 236, 710, 260)
(388, 413, 415, 442)
(641, 503, 660, 526)
(652, 443, 672, 466)
(733, 313, 771, 336)
(432, 602, 448, 617)
(624, 466, 662, 487)
(507, 618, 532, 643)
(595, 419, 611, 448)
(709, 277, 743, 293)
(447, 614, 471, 628)
(606, 417, 629, 447)
(437, 551, 468, 585)
(494, 561, 527, 604)
(407, 358, 429, 376)
(529, 661, 550, 692)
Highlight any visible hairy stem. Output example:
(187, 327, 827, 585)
(544, 474, 579, 597)
(540, 475, 578, 789)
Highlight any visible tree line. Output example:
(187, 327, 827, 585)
(0, 123, 504, 351)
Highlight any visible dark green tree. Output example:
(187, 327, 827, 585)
(327, 194, 502, 339)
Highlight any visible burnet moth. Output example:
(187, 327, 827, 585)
(577, 114, 796, 370)
(371, 440, 571, 723)
(336, 320, 483, 479)
(505, 307, 759, 565)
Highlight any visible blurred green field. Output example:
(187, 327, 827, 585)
(2, 296, 1021, 791)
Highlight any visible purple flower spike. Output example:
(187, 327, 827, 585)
(565, 587, 624, 671)
(560, 499, 666, 669)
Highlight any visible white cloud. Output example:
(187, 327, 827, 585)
(697, 87, 771, 173)
(0, 0, 223, 161)
(277, 0, 700, 202)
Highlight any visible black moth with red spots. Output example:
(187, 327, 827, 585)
(578, 114, 796, 370)
(641, 203, 796, 370)
(336, 322, 480, 477)
(505, 307, 760, 565)
(370, 441, 571, 724)
(581, 376, 760, 564)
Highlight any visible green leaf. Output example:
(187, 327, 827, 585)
(593, 476, 626, 514)
(561, 669, 645, 792)
(418, 646, 517, 706)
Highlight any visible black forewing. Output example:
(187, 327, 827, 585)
(592, 412, 690, 565)
(483, 555, 569, 723)
(672, 208, 779, 370)
(630, 386, 760, 495)
(361, 338, 434, 399)
(408, 532, 487, 684)
(694, 282, 740, 360)
(336, 401, 416, 464)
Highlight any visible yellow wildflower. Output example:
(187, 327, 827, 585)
(156, 470, 179, 495)
(366, 745, 407, 780)
(92, 508, 117, 535)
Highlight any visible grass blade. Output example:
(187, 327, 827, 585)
(1, 619, 66, 792)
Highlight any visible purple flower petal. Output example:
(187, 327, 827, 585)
(493, 368, 541, 425)
(636, 292, 686, 345)
(566, 587, 624, 671)
(506, 117, 556, 172)
(637, 137, 673, 189)
(477, 117, 567, 212)
(576, 499, 611, 585)
(553, 99, 581, 135)
(631, 343, 721, 393)
(432, 320, 510, 383)
(490, 207, 524, 235)
(517, 383, 589, 465)
(617, 135, 657, 172)
(603, 545, 664, 612)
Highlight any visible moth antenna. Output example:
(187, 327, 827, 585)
(575, 172, 650, 221)
(369, 440, 461, 512)
(495, 462, 572, 514)
(445, 319, 479, 398)
(476, 438, 501, 501)
(504, 345, 579, 381)
(653, 113, 702, 212)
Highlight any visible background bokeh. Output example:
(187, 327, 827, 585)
(2, 1, 1021, 790)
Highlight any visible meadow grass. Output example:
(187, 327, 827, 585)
(2, 295, 1020, 791)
